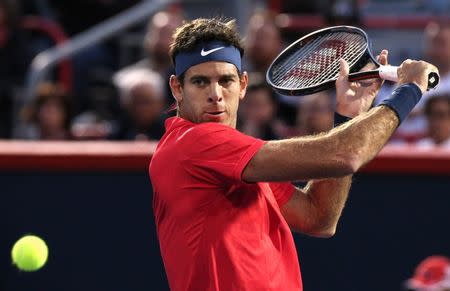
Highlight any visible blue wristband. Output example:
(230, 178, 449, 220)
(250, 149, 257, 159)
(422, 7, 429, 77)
(334, 112, 352, 127)
(378, 83, 422, 124)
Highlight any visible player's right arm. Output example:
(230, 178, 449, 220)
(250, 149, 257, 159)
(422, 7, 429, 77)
(244, 105, 397, 181)
(242, 59, 438, 183)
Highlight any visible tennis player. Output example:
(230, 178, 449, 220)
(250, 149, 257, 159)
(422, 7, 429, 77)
(149, 17, 438, 291)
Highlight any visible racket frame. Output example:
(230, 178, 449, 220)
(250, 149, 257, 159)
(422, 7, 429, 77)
(266, 25, 379, 96)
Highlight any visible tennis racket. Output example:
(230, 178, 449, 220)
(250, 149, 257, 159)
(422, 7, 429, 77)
(266, 25, 439, 96)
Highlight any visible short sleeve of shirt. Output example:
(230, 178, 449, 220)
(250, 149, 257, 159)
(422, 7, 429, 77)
(269, 182, 296, 208)
(179, 122, 265, 184)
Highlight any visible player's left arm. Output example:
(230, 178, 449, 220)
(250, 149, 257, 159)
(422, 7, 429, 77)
(281, 178, 351, 237)
(281, 50, 389, 237)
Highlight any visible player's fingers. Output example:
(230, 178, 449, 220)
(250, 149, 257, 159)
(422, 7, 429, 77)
(377, 49, 389, 66)
(339, 58, 349, 78)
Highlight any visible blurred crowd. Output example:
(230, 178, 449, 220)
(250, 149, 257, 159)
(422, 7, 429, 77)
(1, 0, 450, 148)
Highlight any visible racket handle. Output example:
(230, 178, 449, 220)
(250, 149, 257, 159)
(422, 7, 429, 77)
(349, 65, 440, 90)
(379, 65, 440, 90)
(378, 65, 398, 82)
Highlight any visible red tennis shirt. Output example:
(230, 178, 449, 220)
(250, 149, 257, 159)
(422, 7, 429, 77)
(149, 117, 302, 291)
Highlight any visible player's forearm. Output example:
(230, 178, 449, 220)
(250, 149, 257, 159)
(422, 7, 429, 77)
(328, 105, 399, 171)
(296, 176, 352, 237)
(244, 105, 398, 182)
(294, 105, 399, 178)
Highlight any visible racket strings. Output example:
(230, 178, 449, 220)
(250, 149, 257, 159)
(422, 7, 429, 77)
(271, 35, 330, 87)
(298, 33, 364, 87)
(272, 34, 329, 88)
(301, 36, 348, 87)
(308, 33, 365, 87)
(273, 32, 357, 87)
(271, 31, 366, 90)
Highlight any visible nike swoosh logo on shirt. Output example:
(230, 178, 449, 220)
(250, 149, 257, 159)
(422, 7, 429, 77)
(200, 47, 225, 56)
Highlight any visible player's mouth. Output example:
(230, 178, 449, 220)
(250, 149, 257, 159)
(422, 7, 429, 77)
(206, 111, 225, 115)
(204, 111, 226, 121)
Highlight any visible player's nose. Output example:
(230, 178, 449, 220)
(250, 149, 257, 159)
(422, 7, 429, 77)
(208, 82, 223, 103)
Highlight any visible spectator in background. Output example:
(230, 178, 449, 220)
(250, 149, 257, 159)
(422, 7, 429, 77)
(414, 94, 450, 148)
(47, 0, 140, 111)
(237, 73, 282, 140)
(423, 21, 450, 98)
(15, 82, 73, 140)
(71, 70, 121, 140)
(324, 0, 361, 26)
(115, 8, 183, 107)
(395, 21, 450, 143)
(143, 8, 183, 82)
(294, 91, 335, 137)
(0, 0, 30, 138)
(111, 68, 165, 140)
(244, 9, 283, 74)
(243, 9, 298, 127)
(405, 255, 450, 291)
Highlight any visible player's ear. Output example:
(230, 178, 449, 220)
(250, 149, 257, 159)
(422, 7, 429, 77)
(169, 75, 183, 103)
(239, 71, 248, 101)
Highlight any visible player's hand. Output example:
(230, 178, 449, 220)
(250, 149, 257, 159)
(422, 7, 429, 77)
(397, 59, 439, 94)
(335, 49, 389, 117)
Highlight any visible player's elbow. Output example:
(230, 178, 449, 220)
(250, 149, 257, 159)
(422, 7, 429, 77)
(305, 223, 337, 238)
(295, 219, 338, 238)
(335, 133, 375, 175)
(314, 226, 337, 238)
(334, 152, 361, 176)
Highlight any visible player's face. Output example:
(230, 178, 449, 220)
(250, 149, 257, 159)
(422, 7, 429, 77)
(427, 99, 450, 143)
(170, 61, 248, 128)
(425, 27, 450, 71)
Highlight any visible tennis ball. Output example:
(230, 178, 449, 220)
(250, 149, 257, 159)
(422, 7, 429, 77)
(11, 235, 48, 271)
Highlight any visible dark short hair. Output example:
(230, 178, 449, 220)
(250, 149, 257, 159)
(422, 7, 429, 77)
(245, 72, 277, 103)
(22, 82, 73, 129)
(169, 17, 244, 71)
(424, 94, 450, 116)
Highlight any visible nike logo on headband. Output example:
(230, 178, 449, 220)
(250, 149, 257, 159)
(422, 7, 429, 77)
(200, 47, 225, 56)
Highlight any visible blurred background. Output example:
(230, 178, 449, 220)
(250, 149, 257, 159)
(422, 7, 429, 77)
(0, 0, 449, 290)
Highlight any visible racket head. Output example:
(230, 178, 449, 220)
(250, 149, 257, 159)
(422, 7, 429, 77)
(266, 26, 377, 96)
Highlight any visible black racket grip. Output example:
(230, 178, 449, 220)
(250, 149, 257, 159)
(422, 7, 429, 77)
(427, 72, 439, 90)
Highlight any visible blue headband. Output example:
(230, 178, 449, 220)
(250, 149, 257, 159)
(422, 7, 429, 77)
(174, 41, 242, 76)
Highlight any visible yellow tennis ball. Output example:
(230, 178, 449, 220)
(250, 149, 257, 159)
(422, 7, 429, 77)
(11, 235, 48, 271)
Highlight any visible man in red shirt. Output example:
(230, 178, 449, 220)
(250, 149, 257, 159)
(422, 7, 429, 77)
(149, 18, 438, 290)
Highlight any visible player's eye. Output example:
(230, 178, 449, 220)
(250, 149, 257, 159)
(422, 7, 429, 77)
(219, 77, 235, 87)
(191, 77, 209, 87)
